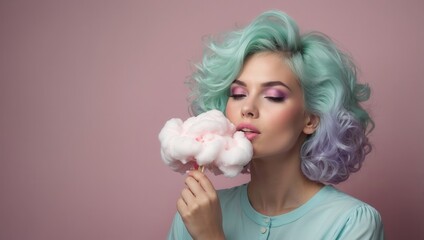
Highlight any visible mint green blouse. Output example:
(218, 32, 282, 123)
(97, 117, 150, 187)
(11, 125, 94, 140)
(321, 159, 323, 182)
(168, 184, 384, 240)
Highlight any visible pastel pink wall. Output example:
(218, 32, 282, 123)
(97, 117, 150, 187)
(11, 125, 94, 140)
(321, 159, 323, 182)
(1, 0, 423, 239)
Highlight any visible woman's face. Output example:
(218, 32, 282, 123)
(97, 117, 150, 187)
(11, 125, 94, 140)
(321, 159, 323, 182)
(225, 52, 314, 159)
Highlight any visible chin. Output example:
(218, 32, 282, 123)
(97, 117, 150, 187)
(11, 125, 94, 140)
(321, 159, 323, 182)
(251, 146, 298, 161)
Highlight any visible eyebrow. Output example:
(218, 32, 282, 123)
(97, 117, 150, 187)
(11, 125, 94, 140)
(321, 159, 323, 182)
(232, 79, 292, 92)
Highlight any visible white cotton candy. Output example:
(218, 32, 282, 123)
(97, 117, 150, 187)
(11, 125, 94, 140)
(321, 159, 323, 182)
(158, 109, 253, 177)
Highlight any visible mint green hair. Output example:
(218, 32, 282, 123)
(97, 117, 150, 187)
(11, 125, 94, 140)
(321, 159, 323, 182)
(187, 10, 374, 184)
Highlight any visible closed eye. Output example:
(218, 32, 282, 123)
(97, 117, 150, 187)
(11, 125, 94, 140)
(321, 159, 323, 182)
(230, 94, 246, 100)
(265, 96, 285, 102)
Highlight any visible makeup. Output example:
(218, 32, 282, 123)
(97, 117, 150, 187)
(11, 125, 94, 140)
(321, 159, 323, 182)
(236, 123, 261, 141)
(264, 88, 286, 102)
(229, 86, 246, 99)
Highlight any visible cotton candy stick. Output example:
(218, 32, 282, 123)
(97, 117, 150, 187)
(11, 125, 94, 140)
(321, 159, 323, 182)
(193, 162, 205, 173)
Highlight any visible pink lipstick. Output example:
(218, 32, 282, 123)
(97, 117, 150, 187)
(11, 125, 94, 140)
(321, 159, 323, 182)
(236, 123, 260, 141)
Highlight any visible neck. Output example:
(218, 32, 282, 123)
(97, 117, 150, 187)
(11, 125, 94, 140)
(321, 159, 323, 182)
(247, 151, 323, 216)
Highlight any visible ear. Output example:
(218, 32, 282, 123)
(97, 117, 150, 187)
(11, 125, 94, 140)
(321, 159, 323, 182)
(303, 113, 320, 135)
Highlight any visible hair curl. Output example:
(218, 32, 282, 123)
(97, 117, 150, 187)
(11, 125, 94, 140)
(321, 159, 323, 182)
(187, 10, 374, 184)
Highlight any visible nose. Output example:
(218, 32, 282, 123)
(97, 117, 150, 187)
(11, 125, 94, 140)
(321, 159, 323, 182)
(241, 99, 259, 119)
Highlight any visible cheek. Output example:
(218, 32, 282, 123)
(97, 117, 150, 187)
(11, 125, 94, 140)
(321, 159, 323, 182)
(225, 102, 237, 123)
(267, 106, 304, 132)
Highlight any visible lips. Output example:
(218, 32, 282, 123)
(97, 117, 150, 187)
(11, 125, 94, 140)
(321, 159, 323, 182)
(236, 123, 260, 141)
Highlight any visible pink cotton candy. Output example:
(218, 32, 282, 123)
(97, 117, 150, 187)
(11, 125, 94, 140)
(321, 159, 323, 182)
(158, 110, 253, 177)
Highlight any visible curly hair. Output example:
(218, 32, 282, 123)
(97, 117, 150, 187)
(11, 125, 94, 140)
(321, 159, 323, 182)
(187, 10, 374, 184)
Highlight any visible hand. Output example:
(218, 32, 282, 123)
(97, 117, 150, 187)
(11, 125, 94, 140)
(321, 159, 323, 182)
(177, 170, 225, 240)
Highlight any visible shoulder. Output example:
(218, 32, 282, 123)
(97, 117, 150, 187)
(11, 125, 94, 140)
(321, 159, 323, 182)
(318, 186, 376, 210)
(336, 203, 384, 239)
(319, 186, 384, 239)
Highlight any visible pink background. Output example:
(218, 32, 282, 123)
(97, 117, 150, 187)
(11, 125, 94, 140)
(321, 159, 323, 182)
(1, 0, 423, 239)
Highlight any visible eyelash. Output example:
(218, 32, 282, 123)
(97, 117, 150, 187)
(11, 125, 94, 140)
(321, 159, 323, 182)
(265, 96, 285, 102)
(229, 94, 285, 102)
(229, 94, 246, 100)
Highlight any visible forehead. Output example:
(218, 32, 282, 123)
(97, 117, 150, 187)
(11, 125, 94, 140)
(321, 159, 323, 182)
(237, 52, 299, 88)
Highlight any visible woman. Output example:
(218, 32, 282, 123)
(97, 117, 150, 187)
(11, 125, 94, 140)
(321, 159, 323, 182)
(168, 10, 384, 239)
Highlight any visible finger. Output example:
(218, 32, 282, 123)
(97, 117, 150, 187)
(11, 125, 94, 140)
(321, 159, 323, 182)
(180, 187, 196, 205)
(188, 170, 216, 196)
(176, 197, 188, 215)
(185, 176, 206, 197)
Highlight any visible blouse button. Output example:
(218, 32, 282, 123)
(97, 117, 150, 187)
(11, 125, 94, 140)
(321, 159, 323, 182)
(260, 227, 267, 234)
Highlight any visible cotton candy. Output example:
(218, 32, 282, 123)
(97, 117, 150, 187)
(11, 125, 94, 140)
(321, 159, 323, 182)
(158, 110, 253, 177)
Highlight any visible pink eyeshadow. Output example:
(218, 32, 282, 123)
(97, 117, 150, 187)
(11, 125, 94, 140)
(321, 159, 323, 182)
(231, 86, 246, 95)
(264, 88, 286, 98)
